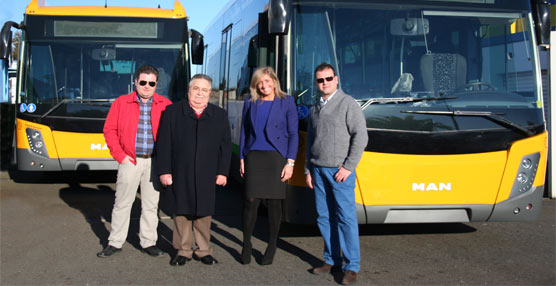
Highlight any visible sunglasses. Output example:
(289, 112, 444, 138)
(316, 76, 334, 84)
(138, 80, 157, 87)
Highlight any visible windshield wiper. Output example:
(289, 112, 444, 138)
(39, 98, 115, 122)
(360, 96, 457, 110)
(400, 110, 534, 136)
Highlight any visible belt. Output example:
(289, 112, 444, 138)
(136, 154, 152, 158)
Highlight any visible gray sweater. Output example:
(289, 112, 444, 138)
(306, 90, 368, 172)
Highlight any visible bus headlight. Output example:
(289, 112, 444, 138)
(509, 153, 539, 198)
(521, 158, 533, 169)
(517, 173, 528, 184)
(25, 128, 49, 158)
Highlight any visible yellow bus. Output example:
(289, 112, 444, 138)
(199, 0, 550, 223)
(0, 0, 204, 171)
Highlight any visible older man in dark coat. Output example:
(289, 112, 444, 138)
(156, 74, 231, 267)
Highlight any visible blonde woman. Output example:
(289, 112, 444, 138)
(239, 67, 298, 265)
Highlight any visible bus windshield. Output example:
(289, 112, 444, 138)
(292, 3, 544, 134)
(21, 42, 186, 108)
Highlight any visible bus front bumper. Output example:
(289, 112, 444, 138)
(283, 185, 544, 224)
(488, 185, 544, 221)
(17, 149, 118, 171)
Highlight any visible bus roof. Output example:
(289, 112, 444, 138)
(25, 0, 186, 19)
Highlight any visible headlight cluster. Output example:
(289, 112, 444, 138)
(25, 128, 49, 157)
(509, 153, 540, 198)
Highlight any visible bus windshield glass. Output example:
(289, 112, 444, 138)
(21, 42, 186, 111)
(292, 3, 544, 134)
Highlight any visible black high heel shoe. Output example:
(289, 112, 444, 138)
(261, 244, 276, 265)
(241, 242, 252, 264)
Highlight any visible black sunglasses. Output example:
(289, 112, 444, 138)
(139, 80, 157, 87)
(316, 76, 334, 84)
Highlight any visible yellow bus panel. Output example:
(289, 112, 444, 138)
(355, 151, 507, 206)
(26, 0, 186, 18)
(52, 131, 112, 159)
(495, 132, 547, 203)
(16, 119, 59, 158)
(290, 131, 547, 208)
(289, 131, 309, 187)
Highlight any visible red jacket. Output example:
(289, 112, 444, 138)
(103, 91, 172, 164)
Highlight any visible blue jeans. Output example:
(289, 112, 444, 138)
(311, 165, 360, 272)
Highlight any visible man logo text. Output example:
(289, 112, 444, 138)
(91, 144, 108, 150)
(412, 183, 452, 191)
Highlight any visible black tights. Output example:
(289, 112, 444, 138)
(242, 198, 282, 264)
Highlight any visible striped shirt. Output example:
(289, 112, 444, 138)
(135, 96, 154, 156)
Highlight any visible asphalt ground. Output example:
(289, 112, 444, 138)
(1, 171, 555, 285)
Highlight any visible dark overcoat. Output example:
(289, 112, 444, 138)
(156, 101, 232, 216)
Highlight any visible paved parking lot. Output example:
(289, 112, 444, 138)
(1, 171, 555, 285)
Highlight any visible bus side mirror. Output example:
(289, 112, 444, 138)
(248, 35, 258, 68)
(0, 21, 20, 60)
(268, 0, 290, 35)
(531, 0, 551, 48)
(257, 12, 270, 67)
(190, 29, 204, 65)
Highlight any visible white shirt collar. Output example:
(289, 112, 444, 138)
(319, 90, 338, 105)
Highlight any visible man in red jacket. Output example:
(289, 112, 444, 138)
(97, 65, 172, 258)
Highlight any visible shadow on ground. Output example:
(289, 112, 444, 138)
(9, 169, 118, 184)
(58, 183, 174, 255)
(49, 172, 475, 268)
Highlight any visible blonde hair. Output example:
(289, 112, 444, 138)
(249, 67, 286, 102)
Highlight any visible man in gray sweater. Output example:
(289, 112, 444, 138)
(305, 62, 368, 285)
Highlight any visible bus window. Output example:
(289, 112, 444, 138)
(26, 45, 57, 103)
(22, 43, 186, 104)
(293, 7, 338, 106)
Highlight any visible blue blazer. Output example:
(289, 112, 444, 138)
(239, 95, 299, 160)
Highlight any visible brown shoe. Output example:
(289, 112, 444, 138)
(342, 270, 357, 285)
(311, 263, 333, 274)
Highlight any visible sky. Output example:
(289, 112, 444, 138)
(1, 0, 230, 33)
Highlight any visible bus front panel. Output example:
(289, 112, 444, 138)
(14, 14, 191, 171)
(288, 0, 546, 223)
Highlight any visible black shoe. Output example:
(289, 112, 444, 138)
(170, 255, 191, 266)
(142, 246, 164, 257)
(261, 245, 276, 265)
(193, 253, 218, 265)
(97, 245, 122, 258)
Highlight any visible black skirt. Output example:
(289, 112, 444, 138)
(245, 150, 287, 199)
